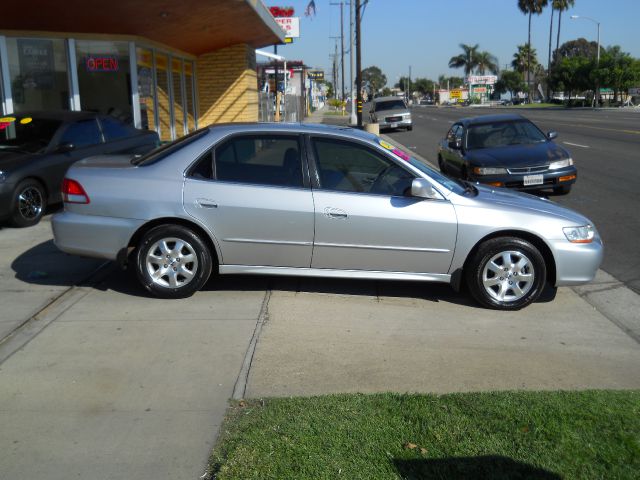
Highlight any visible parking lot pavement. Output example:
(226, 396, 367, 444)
(0, 217, 105, 342)
(0, 253, 267, 480)
(245, 280, 640, 398)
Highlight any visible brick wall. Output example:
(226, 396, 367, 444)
(197, 44, 258, 125)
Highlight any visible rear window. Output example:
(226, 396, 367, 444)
(133, 129, 208, 166)
(100, 116, 138, 141)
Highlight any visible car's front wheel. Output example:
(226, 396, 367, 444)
(465, 237, 547, 310)
(135, 224, 213, 299)
(10, 179, 46, 228)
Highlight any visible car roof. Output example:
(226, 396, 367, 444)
(10, 111, 98, 122)
(205, 122, 379, 142)
(457, 114, 527, 126)
(372, 96, 406, 102)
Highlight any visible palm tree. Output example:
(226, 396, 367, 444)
(554, 0, 575, 62)
(518, 0, 549, 98)
(512, 45, 539, 75)
(475, 51, 499, 75)
(448, 44, 479, 77)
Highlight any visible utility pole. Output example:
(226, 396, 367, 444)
(274, 45, 280, 121)
(349, 0, 356, 124)
(355, 0, 362, 127)
(408, 65, 412, 104)
(330, 2, 346, 100)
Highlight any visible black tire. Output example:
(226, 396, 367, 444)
(135, 224, 213, 299)
(9, 179, 46, 228)
(407, 126, 413, 131)
(465, 237, 547, 310)
(553, 184, 572, 195)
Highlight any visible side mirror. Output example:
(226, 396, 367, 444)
(55, 142, 75, 153)
(411, 178, 440, 199)
(448, 138, 462, 149)
(547, 131, 558, 140)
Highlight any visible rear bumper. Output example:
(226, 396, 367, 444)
(52, 211, 144, 260)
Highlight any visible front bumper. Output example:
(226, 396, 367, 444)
(469, 167, 577, 191)
(550, 235, 604, 286)
(378, 117, 412, 129)
(52, 211, 145, 260)
(0, 181, 16, 219)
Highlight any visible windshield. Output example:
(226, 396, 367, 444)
(374, 100, 406, 111)
(466, 120, 547, 150)
(405, 155, 467, 195)
(0, 116, 61, 154)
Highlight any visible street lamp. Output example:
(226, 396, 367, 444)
(570, 14, 601, 107)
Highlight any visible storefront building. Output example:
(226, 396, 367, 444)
(0, 0, 284, 141)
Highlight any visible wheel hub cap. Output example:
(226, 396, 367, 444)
(146, 237, 198, 288)
(482, 250, 535, 303)
(18, 187, 43, 220)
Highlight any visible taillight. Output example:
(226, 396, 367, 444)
(62, 178, 90, 204)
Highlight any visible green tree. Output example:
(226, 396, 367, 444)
(553, 38, 599, 63)
(512, 44, 539, 75)
(448, 43, 479, 76)
(597, 46, 640, 104)
(548, 0, 575, 96)
(412, 77, 436, 94)
(550, 55, 591, 99)
(518, 0, 549, 97)
(361, 66, 387, 96)
(495, 70, 526, 99)
(475, 51, 499, 75)
(553, 0, 575, 59)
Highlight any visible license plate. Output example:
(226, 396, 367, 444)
(390, 123, 398, 128)
(524, 174, 543, 186)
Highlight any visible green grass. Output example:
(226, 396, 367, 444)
(511, 103, 560, 109)
(207, 390, 640, 479)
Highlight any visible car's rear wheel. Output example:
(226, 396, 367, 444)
(465, 237, 546, 310)
(10, 179, 46, 228)
(135, 225, 212, 299)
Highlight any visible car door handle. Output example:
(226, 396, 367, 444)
(197, 198, 218, 209)
(324, 207, 348, 219)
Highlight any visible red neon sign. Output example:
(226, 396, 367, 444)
(86, 56, 119, 72)
(269, 6, 295, 17)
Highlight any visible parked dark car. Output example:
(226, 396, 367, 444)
(437, 114, 577, 195)
(0, 111, 159, 226)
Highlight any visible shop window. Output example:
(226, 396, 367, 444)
(155, 53, 172, 142)
(76, 40, 132, 124)
(172, 58, 186, 138)
(5, 37, 70, 112)
(184, 62, 196, 132)
(136, 47, 156, 132)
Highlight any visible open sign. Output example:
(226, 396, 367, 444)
(86, 56, 119, 72)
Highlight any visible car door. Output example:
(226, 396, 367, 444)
(182, 133, 314, 268)
(442, 123, 466, 176)
(43, 118, 106, 203)
(308, 136, 457, 274)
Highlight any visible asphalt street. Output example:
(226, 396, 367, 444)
(385, 106, 640, 294)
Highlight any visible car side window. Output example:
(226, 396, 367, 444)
(312, 138, 414, 196)
(100, 116, 135, 141)
(60, 119, 102, 148)
(213, 135, 303, 188)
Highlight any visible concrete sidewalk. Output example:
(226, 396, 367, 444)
(0, 220, 268, 480)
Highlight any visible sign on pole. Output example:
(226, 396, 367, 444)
(275, 17, 300, 38)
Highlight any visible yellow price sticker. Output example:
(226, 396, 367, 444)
(0, 116, 16, 123)
(20, 117, 33, 124)
(379, 140, 394, 150)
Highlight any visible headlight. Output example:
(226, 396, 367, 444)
(549, 158, 573, 170)
(563, 225, 594, 243)
(473, 166, 507, 175)
(0, 170, 6, 183)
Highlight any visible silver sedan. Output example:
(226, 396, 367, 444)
(52, 123, 603, 310)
